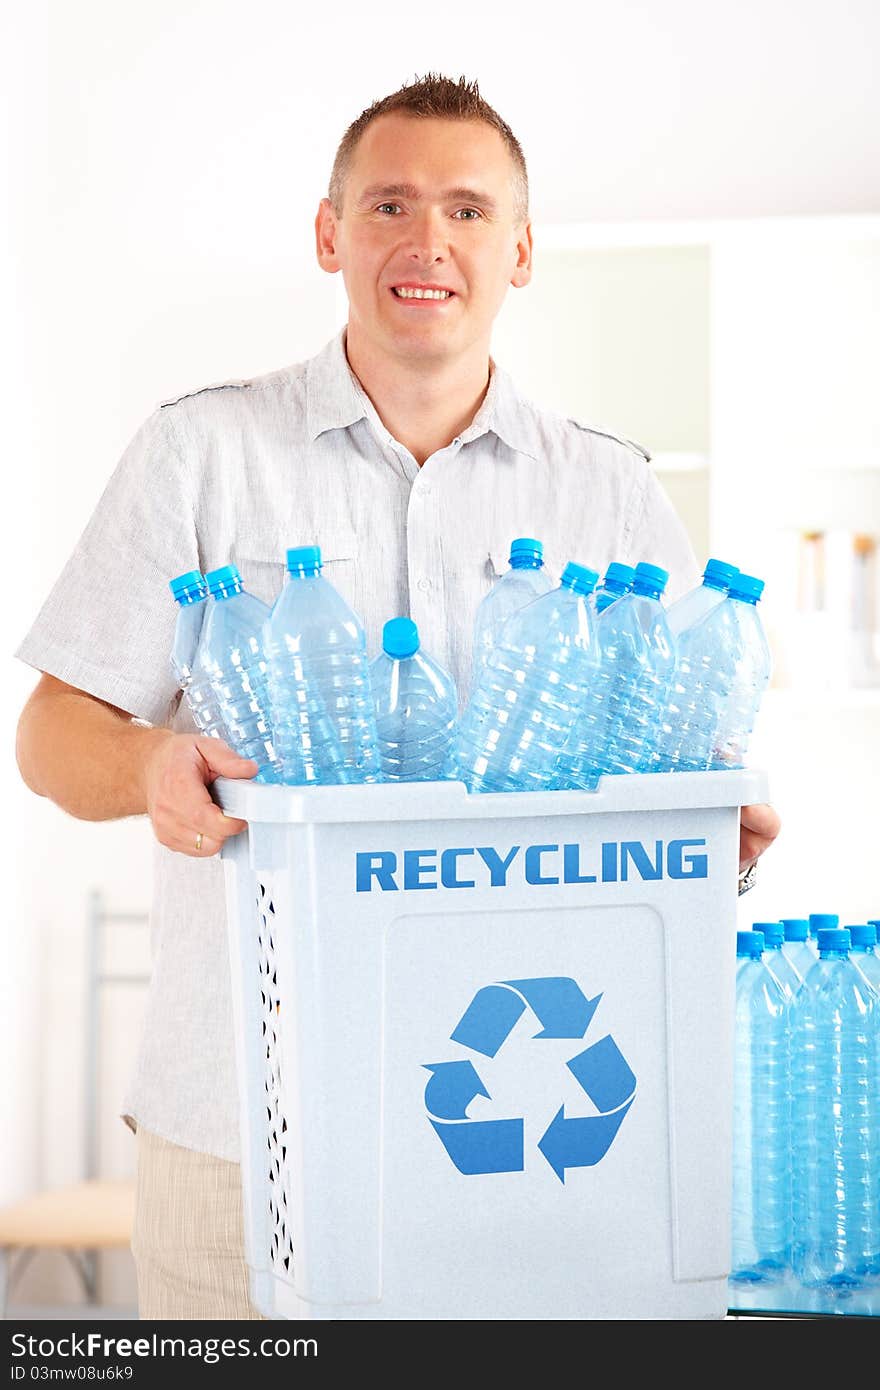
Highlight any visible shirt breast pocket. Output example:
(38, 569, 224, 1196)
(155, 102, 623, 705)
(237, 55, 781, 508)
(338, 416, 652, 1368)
(233, 529, 359, 611)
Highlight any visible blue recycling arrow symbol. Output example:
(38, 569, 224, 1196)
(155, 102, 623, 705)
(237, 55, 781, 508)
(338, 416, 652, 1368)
(424, 976, 636, 1183)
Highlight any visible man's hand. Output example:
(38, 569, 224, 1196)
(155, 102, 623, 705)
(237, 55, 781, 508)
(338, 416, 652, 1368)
(142, 733, 258, 857)
(739, 802, 781, 873)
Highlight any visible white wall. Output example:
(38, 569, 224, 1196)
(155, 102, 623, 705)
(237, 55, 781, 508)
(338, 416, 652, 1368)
(4, 0, 880, 1308)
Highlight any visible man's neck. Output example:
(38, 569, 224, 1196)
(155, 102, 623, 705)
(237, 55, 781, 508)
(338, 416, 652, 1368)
(343, 324, 491, 467)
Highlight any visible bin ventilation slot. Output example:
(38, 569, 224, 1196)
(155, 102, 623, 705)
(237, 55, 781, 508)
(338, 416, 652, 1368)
(257, 880, 295, 1280)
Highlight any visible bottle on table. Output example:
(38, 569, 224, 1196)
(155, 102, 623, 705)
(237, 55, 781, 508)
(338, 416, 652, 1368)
(790, 927, 879, 1289)
(779, 919, 815, 983)
(807, 912, 839, 958)
(756, 920, 805, 1001)
(370, 617, 458, 782)
(730, 929, 792, 1286)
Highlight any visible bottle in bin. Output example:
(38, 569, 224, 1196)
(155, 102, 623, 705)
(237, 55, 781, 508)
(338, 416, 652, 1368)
(591, 562, 635, 615)
(665, 556, 738, 638)
(451, 561, 600, 794)
(730, 930, 792, 1286)
(708, 573, 772, 770)
(190, 565, 280, 782)
(472, 536, 555, 675)
(262, 545, 382, 786)
(169, 570, 209, 692)
(370, 617, 458, 782)
(554, 561, 676, 789)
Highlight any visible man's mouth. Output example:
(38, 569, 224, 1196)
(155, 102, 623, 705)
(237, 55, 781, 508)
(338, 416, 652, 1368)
(390, 285, 455, 301)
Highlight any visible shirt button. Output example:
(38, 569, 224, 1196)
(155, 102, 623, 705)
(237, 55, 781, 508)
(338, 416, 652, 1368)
(417, 577, 432, 592)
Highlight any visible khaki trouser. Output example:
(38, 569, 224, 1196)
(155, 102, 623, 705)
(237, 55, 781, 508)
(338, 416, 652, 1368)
(132, 1125, 265, 1320)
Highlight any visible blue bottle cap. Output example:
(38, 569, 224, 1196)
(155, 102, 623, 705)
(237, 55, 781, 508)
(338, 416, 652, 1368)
(286, 545, 322, 575)
(382, 616, 420, 659)
(204, 565, 242, 596)
(509, 537, 543, 562)
(703, 558, 739, 587)
(754, 920, 783, 947)
(868, 919, 880, 930)
(818, 927, 851, 952)
(632, 562, 669, 595)
(737, 930, 764, 957)
(848, 924, 877, 949)
(780, 918, 809, 942)
(560, 561, 599, 596)
(809, 913, 839, 936)
(169, 570, 207, 601)
(603, 562, 635, 589)
(727, 573, 764, 603)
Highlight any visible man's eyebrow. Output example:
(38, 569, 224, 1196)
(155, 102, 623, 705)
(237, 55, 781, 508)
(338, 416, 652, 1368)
(354, 182, 500, 213)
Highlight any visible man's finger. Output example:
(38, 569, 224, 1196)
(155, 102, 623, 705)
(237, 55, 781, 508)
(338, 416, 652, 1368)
(196, 737, 260, 781)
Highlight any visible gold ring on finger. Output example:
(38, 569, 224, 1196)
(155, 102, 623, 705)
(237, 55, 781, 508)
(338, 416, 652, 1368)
(195, 832, 203, 852)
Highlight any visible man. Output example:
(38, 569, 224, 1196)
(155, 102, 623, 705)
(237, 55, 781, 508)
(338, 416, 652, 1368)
(14, 73, 780, 1319)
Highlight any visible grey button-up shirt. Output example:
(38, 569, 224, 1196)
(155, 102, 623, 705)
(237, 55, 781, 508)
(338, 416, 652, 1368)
(15, 326, 699, 1160)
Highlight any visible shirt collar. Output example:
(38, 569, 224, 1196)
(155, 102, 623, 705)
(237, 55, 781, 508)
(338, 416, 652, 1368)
(305, 325, 541, 461)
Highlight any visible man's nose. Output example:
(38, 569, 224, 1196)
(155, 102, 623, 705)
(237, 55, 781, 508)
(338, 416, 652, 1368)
(406, 208, 449, 262)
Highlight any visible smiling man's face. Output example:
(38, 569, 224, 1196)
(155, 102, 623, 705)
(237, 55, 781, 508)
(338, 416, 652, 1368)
(316, 112, 532, 369)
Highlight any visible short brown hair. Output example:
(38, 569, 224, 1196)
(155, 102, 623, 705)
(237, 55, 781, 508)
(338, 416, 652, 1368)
(328, 73, 529, 224)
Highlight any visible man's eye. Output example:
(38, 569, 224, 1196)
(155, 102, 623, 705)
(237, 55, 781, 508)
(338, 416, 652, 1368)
(377, 203, 401, 215)
(454, 208, 482, 220)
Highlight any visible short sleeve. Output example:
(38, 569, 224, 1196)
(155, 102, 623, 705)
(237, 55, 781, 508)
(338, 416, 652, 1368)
(14, 407, 198, 725)
(623, 465, 702, 605)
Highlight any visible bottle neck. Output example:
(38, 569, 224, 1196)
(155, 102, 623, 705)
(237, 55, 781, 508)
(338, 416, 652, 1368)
(509, 555, 543, 570)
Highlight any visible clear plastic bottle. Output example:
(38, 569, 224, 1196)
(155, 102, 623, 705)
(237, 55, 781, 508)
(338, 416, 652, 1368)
(554, 561, 676, 789)
(651, 589, 741, 774)
(757, 919, 806, 1001)
(169, 570, 209, 692)
(451, 561, 600, 794)
(790, 927, 879, 1289)
(370, 617, 458, 782)
(666, 557, 739, 638)
(730, 930, 792, 1286)
(780, 919, 815, 983)
(192, 565, 280, 782)
(263, 545, 382, 786)
(848, 922, 880, 1281)
(590, 562, 635, 615)
(807, 912, 839, 958)
(848, 924, 880, 993)
(709, 574, 772, 770)
(472, 537, 555, 674)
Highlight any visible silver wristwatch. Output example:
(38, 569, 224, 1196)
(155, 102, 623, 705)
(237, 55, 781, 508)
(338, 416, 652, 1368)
(738, 860, 758, 896)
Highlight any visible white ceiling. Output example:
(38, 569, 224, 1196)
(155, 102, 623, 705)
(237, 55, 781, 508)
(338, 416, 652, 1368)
(30, 0, 880, 239)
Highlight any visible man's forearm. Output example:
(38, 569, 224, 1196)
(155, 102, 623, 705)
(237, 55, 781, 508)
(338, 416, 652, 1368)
(16, 683, 172, 822)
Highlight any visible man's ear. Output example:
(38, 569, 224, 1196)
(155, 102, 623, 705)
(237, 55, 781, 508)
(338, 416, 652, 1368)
(511, 220, 533, 290)
(315, 197, 341, 273)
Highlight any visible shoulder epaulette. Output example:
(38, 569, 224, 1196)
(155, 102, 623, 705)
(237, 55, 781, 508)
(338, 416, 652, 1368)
(158, 379, 252, 410)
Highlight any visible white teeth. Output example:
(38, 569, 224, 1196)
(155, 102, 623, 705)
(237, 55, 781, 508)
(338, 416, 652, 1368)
(393, 287, 451, 299)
